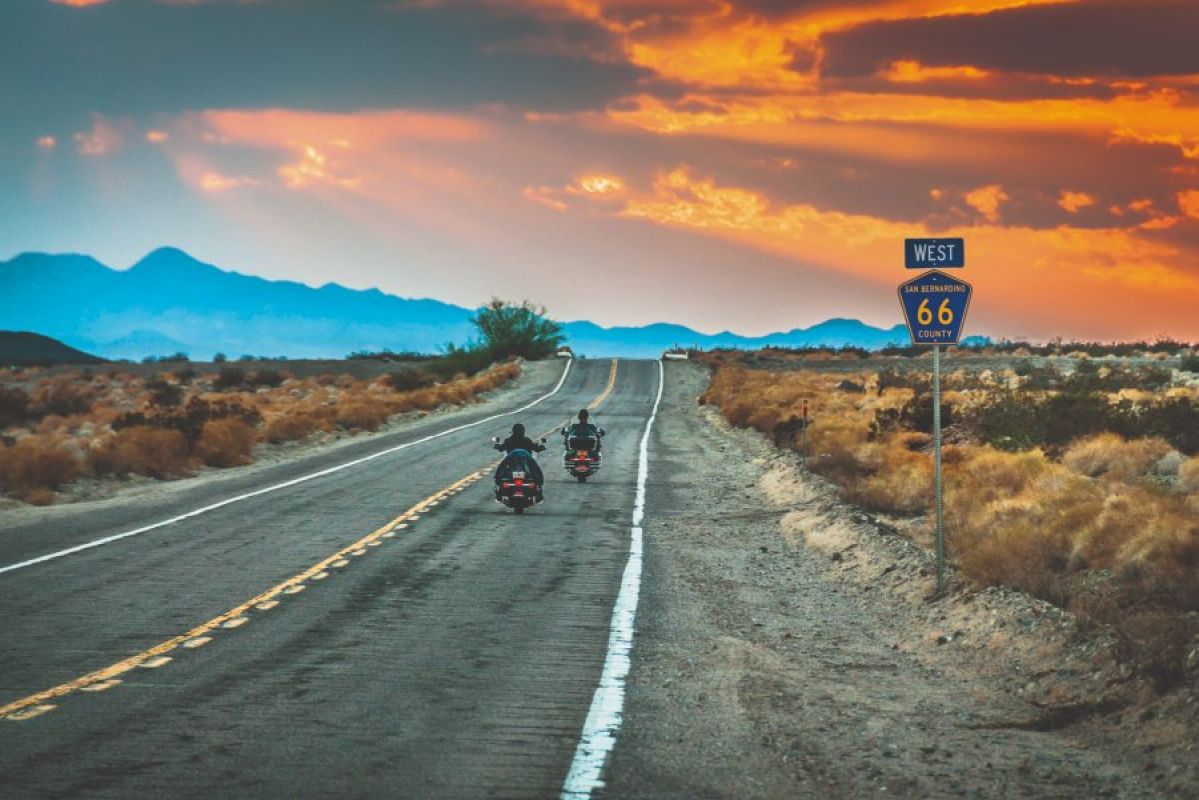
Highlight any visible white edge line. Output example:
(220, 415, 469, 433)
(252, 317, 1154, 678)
(0, 359, 574, 577)
(561, 357, 664, 799)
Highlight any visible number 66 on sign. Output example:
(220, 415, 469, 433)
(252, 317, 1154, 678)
(898, 270, 973, 345)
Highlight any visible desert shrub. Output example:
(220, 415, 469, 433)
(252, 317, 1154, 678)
(0, 386, 32, 428)
(89, 426, 191, 479)
(1138, 398, 1199, 455)
(145, 377, 184, 408)
(384, 369, 435, 392)
(142, 352, 189, 364)
(247, 369, 285, 389)
(214, 367, 246, 390)
(471, 298, 563, 360)
(966, 390, 1121, 452)
(426, 344, 494, 380)
(213, 352, 228, 363)
(1066, 363, 1172, 392)
(0, 436, 82, 502)
(845, 443, 932, 513)
(870, 392, 954, 438)
(263, 413, 326, 444)
(194, 418, 256, 467)
(31, 376, 95, 418)
(875, 368, 926, 396)
(1180, 458, 1199, 494)
(347, 349, 434, 361)
(1181, 354, 1199, 373)
(174, 367, 197, 383)
(335, 400, 388, 432)
(113, 396, 261, 445)
(1063, 434, 1173, 481)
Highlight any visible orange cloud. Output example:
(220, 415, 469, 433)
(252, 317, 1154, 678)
(73, 115, 123, 157)
(36, 135, 56, 151)
(885, 60, 989, 83)
(1058, 190, 1096, 213)
(523, 185, 568, 212)
(278, 145, 362, 191)
(199, 172, 260, 192)
(566, 173, 625, 199)
(145, 130, 169, 144)
(1177, 189, 1199, 219)
(964, 184, 1009, 223)
(49, 0, 109, 6)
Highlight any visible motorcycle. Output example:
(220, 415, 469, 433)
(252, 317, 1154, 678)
(492, 437, 546, 514)
(561, 427, 604, 483)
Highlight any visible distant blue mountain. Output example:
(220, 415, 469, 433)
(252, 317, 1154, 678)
(561, 318, 911, 358)
(0, 248, 474, 359)
(0, 248, 921, 360)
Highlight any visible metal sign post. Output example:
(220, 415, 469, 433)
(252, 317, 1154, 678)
(898, 262, 972, 595)
(932, 345, 944, 593)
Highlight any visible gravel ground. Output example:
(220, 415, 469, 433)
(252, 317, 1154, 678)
(603, 361, 1191, 799)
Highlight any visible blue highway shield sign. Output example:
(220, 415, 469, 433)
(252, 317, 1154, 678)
(905, 237, 964, 269)
(898, 270, 973, 345)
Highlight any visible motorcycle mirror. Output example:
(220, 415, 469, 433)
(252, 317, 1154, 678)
(599, 428, 606, 436)
(491, 436, 500, 443)
(539, 437, 547, 444)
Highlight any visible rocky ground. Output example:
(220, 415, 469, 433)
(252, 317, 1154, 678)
(604, 361, 1197, 799)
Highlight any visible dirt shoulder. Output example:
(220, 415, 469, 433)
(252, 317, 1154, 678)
(0, 358, 563, 526)
(604, 361, 1194, 799)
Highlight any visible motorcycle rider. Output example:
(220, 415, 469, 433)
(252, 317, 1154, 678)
(563, 409, 603, 454)
(495, 422, 546, 498)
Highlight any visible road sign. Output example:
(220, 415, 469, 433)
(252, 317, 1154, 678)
(905, 237, 964, 269)
(898, 270, 973, 345)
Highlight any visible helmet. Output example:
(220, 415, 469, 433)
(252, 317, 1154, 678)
(578, 409, 590, 422)
(511, 423, 525, 436)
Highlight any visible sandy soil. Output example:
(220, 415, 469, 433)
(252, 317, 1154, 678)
(604, 361, 1196, 799)
(0, 358, 563, 526)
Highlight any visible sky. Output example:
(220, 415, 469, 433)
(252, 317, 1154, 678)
(3, 0, 1199, 341)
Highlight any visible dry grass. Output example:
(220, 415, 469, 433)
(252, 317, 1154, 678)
(335, 400, 388, 432)
(0, 359, 522, 503)
(1062, 433, 1173, 481)
(88, 426, 192, 479)
(262, 412, 329, 444)
(699, 352, 1199, 681)
(195, 418, 256, 467)
(0, 436, 83, 503)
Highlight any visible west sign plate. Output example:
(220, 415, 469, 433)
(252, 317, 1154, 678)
(905, 237, 964, 269)
(898, 270, 973, 345)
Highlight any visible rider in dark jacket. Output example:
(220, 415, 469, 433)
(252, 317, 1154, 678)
(495, 423, 545, 495)
(563, 409, 602, 453)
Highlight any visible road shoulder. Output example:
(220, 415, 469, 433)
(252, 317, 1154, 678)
(603, 361, 1169, 799)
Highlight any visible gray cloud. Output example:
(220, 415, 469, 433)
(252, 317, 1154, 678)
(821, 0, 1199, 79)
(0, 0, 648, 138)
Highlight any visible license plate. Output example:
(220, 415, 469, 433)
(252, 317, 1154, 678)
(511, 471, 525, 479)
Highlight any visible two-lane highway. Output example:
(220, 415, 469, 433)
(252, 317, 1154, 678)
(0, 358, 661, 798)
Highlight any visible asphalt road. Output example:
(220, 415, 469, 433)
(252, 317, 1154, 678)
(0, 358, 660, 799)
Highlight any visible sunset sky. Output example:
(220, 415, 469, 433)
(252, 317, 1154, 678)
(4, 0, 1199, 340)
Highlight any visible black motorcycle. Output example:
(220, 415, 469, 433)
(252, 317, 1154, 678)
(561, 427, 604, 482)
(492, 438, 546, 514)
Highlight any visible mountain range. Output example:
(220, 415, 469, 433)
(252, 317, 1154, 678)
(0, 248, 916, 360)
